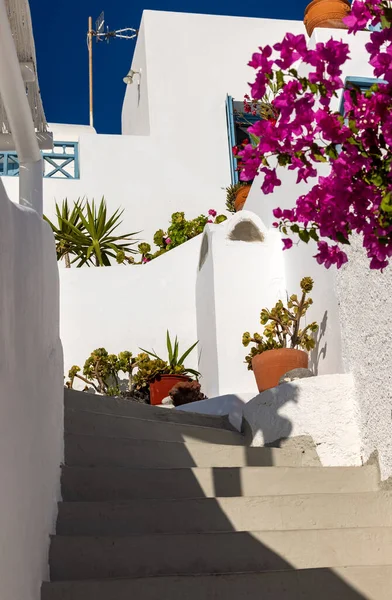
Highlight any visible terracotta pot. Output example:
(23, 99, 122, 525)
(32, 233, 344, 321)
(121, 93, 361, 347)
(234, 185, 251, 212)
(149, 374, 191, 405)
(252, 348, 308, 392)
(304, 0, 351, 37)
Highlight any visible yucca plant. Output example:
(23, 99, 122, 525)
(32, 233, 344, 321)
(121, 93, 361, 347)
(44, 198, 85, 268)
(45, 197, 139, 267)
(140, 331, 200, 378)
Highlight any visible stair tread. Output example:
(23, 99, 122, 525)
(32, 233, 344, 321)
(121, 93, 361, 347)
(64, 432, 316, 468)
(41, 566, 392, 600)
(60, 464, 379, 501)
(56, 491, 392, 535)
(49, 527, 392, 581)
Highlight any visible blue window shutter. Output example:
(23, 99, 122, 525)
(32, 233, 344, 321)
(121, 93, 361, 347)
(340, 76, 385, 115)
(226, 95, 238, 184)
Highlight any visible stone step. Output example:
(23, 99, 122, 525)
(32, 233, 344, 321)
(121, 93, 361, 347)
(56, 491, 392, 536)
(49, 527, 392, 580)
(41, 565, 392, 600)
(65, 407, 244, 445)
(64, 433, 314, 469)
(65, 388, 235, 431)
(61, 465, 379, 502)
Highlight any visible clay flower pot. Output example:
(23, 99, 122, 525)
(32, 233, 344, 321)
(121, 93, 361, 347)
(304, 0, 351, 37)
(149, 374, 191, 405)
(252, 348, 308, 393)
(234, 185, 251, 212)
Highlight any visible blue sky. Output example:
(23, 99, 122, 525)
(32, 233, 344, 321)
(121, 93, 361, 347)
(29, 0, 305, 134)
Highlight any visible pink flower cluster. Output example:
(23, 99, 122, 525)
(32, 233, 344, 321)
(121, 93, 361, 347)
(240, 0, 392, 270)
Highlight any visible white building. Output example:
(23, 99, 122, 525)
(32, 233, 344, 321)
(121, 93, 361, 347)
(2, 8, 391, 480)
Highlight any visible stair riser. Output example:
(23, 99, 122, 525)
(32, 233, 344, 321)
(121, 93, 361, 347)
(61, 466, 379, 502)
(65, 389, 234, 431)
(49, 528, 392, 580)
(64, 434, 303, 469)
(41, 566, 392, 600)
(57, 493, 392, 536)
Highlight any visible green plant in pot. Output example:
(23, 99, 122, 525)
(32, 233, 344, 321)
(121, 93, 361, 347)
(136, 331, 200, 405)
(67, 348, 137, 396)
(242, 277, 319, 392)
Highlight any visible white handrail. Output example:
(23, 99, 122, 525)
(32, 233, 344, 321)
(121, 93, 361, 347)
(0, 0, 43, 215)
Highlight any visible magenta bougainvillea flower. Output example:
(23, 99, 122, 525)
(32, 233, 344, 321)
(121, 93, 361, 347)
(208, 209, 217, 217)
(239, 0, 392, 270)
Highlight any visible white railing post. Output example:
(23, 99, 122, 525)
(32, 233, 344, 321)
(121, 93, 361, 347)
(0, 0, 43, 215)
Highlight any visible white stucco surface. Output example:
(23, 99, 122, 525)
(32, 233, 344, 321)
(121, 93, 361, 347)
(2, 11, 306, 246)
(0, 179, 63, 600)
(243, 375, 362, 467)
(196, 210, 285, 397)
(336, 238, 392, 480)
(59, 236, 201, 382)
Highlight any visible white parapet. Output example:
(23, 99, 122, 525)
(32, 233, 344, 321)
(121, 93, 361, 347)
(196, 210, 286, 398)
(243, 374, 362, 468)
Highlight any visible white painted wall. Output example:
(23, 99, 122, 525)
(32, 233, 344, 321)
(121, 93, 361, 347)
(245, 164, 344, 377)
(336, 238, 392, 480)
(196, 211, 286, 397)
(60, 235, 201, 384)
(0, 179, 63, 600)
(2, 11, 306, 248)
(243, 375, 362, 467)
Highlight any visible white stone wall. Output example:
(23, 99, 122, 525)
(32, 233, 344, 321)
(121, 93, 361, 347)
(59, 236, 201, 383)
(243, 375, 362, 467)
(2, 12, 306, 247)
(0, 179, 63, 600)
(336, 237, 392, 480)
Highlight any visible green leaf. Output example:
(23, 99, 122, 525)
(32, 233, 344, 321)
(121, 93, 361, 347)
(178, 341, 199, 366)
(381, 192, 392, 212)
(249, 133, 260, 147)
(166, 330, 173, 364)
(276, 70, 285, 91)
(139, 347, 162, 361)
(335, 232, 350, 245)
(184, 368, 201, 379)
(298, 229, 310, 243)
(309, 229, 319, 242)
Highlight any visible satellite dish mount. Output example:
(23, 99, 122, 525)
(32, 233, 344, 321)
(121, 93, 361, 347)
(87, 12, 138, 127)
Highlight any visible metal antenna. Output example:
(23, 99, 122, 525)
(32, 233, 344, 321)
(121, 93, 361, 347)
(87, 12, 138, 127)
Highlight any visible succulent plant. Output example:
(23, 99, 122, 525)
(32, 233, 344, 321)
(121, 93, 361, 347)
(66, 348, 137, 395)
(242, 277, 319, 371)
(132, 353, 174, 391)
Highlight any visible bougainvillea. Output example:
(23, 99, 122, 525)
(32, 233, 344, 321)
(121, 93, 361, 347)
(240, 0, 392, 270)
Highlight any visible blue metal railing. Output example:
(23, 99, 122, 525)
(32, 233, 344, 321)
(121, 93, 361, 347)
(0, 141, 80, 179)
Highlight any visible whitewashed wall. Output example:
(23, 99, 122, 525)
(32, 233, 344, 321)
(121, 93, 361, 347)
(0, 179, 63, 600)
(336, 239, 392, 480)
(60, 236, 201, 383)
(196, 211, 285, 397)
(2, 12, 306, 246)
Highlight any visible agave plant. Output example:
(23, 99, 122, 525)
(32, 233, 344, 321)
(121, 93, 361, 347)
(140, 331, 200, 378)
(45, 197, 139, 267)
(44, 198, 85, 268)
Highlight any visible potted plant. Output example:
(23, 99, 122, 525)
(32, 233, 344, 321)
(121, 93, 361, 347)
(136, 332, 200, 405)
(242, 277, 319, 392)
(225, 182, 248, 213)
